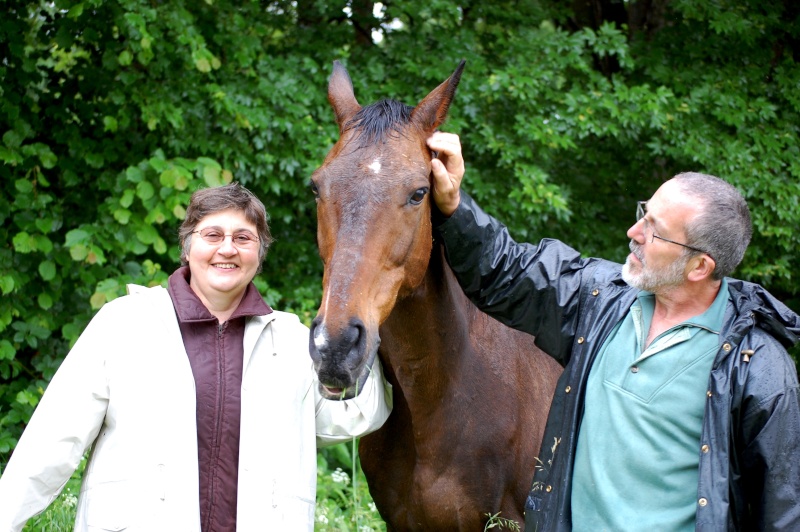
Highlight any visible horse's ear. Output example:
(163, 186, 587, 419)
(410, 60, 466, 133)
(328, 61, 362, 133)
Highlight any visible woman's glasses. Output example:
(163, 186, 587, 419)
(192, 227, 259, 248)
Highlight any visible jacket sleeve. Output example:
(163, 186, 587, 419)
(738, 331, 800, 530)
(0, 306, 112, 531)
(313, 357, 393, 447)
(436, 192, 592, 363)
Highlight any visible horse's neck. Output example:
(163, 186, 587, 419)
(378, 242, 474, 394)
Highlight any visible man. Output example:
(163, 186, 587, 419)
(427, 132, 800, 531)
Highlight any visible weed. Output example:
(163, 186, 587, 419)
(484, 512, 521, 531)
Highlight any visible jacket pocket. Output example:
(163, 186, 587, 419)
(84, 479, 131, 531)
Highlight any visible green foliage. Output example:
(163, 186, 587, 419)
(316, 441, 386, 531)
(2, 0, 799, 522)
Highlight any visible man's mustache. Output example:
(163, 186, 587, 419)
(629, 240, 645, 264)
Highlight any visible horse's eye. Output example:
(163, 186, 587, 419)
(409, 187, 428, 205)
(310, 181, 320, 198)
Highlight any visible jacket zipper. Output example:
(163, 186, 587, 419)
(203, 321, 227, 530)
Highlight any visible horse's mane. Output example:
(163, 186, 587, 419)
(344, 99, 414, 147)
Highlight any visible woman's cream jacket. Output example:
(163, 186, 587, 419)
(0, 284, 392, 531)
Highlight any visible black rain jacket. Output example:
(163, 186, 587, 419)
(436, 193, 800, 531)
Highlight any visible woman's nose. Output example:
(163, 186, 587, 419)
(217, 235, 238, 253)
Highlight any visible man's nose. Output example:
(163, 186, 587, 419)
(627, 217, 646, 242)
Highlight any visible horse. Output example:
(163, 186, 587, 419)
(308, 60, 563, 530)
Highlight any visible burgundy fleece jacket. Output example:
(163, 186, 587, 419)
(168, 266, 271, 531)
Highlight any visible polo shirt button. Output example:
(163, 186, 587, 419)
(545, 485, 552, 493)
(577, 337, 585, 344)
(591, 289, 599, 296)
(698, 498, 708, 507)
(565, 386, 571, 393)
(701, 444, 709, 453)
(631, 365, 639, 373)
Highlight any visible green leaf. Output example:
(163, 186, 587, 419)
(96, 278, 120, 294)
(197, 157, 221, 169)
(0, 340, 15, 360)
(65, 229, 90, 247)
(16, 390, 39, 407)
(126, 166, 144, 183)
(136, 180, 155, 200)
(0, 146, 23, 165)
(3, 130, 23, 148)
(67, 3, 84, 18)
(103, 116, 118, 132)
(203, 165, 222, 187)
(35, 144, 57, 169)
(159, 167, 179, 187)
(34, 217, 53, 233)
(118, 50, 133, 66)
(120, 189, 135, 208)
(153, 236, 167, 254)
(15, 179, 33, 194)
(39, 260, 57, 281)
(172, 204, 187, 220)
(90, 291, 106, 309)
(38, 292, 54, 310)
(135, 224, 159, 244)
(0, 276, 14, 295)
(149, 157, 169, 172)
(69, 243, 89, 261)
(12, 232, 35, 253)
(32, 234, 53, 254)
(113, 208, 132, 224)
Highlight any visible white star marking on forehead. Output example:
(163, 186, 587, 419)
(368, 159, 381, 174)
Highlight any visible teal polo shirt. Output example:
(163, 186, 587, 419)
(571, 279, 730, 531)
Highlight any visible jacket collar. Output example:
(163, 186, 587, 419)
(168, 265, 272, 323)
(726, 278, 800, 349)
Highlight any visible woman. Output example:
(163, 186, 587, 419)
(0, 183, 392, 531)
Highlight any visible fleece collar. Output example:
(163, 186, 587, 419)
(167, 265, 272, 323)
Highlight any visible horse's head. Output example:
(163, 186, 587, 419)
(309, 61, 465, 399)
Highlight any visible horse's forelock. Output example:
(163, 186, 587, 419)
(343, 99, 415, 147)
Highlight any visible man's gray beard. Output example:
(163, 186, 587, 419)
(622, 242, 690, 293)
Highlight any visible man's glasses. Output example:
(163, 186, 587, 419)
(636, 201, 710, 257)
(192, 227, 259, 248)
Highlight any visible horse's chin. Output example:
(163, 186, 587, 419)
(318, 351, 377, 400)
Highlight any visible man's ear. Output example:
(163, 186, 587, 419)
(687, 254, 716, 282)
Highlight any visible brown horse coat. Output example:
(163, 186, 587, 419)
(309, 61, 563, 530)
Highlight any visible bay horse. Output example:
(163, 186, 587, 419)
(308, 61, 563, 530)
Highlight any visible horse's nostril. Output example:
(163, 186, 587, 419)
(343, 318, 363, 348)
(309, 317, 368, 374)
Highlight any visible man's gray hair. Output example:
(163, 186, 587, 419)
(672, 172, 752, 280)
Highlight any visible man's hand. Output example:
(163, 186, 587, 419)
(427, 132, 465, 217)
